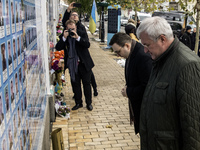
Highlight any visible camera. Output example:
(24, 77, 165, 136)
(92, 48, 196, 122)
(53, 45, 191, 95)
(73, 3, 81, 8)
(68, 29, 75, 36)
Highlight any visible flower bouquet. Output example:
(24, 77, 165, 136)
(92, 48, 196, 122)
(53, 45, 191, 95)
(55, 101, 70, 119)
(57, 29, 62, 36)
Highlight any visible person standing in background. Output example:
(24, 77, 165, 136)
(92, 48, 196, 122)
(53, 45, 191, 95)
(191, 27, 196, 51)
(181, 26, 192, 50)
(125, 19, 138, 41)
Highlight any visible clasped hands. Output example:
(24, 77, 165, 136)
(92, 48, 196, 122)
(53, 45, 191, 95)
(121, 86, 127, 97)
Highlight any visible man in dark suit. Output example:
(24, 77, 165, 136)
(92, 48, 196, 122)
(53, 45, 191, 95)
(56, 19, 94, 111)
(109, 32, 152, 134)
(62, 2, 98, 96)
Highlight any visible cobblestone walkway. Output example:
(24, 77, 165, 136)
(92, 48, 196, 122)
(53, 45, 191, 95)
(52, 34, 140, 150)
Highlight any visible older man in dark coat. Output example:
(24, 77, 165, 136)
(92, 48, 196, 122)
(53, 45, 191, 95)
(109, 32, 152, 134)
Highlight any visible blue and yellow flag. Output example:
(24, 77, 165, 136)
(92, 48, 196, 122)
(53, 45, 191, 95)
(89, 0, 99, 34)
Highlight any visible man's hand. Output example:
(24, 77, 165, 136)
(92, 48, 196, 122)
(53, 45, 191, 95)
(67, 2, 75, 12)
(121, 86, 127, 97)
(63, 30, 69, 39)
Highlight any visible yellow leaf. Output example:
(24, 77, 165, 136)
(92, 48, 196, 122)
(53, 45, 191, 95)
(106, 125, 113, 128)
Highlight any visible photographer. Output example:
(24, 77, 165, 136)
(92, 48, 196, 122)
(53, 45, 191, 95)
(56, 20, 94, 111)
(61, 2, 98, 96)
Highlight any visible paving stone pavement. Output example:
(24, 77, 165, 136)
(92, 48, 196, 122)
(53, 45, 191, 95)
(52, 33, 140, 150)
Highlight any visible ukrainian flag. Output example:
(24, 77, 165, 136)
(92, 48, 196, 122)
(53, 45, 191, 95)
(89, 0, 99, 34)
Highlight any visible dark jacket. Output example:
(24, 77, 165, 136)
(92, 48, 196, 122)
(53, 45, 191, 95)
(140, 37, 200, 150)
(55, 27, 94, 72)
(58, 10, 94, 71)
(125, 40, 152, 134)
(62, 10, 71, 29)
(181, 31, 192, 49)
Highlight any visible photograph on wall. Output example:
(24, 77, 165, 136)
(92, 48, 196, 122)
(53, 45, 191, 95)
(10, 77, 15, 111)
(0, 92, 5, 137)
(17, 36, 21, 65)
(19, 2, 23, 30)
(19, 67, 22, 96)
(20, 97, 24, 119)
(4, 84, 10, 119)
(21, 34, 24, 60)
(19, 133, 23, 150)
(13, 38, 17, 70)
(25, 118, 29, 136)
(8, 40, 13, 75)
(5, 0, 10, 35)
(15, 72, 19, 102)
(17, 106, 21, 129)
(30, 28, 32, 44)
(24, 4, 27, 21)
(24, 92, 27, 117)
(15, 1, 19, 32)
(23, 63, 26, 89)
(13, 112, 17, 138)
(0, 0, 5, 38)
(1, 134, 7, 150)
(1, 43, 8, 83)
(8, 121, 14, 150)
(25, 29, 29, 49)
(22, 129, 27, 149)
(11, 0, 15, 34)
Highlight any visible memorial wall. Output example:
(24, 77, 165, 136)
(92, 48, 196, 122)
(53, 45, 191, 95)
(0, 0, 57, 149)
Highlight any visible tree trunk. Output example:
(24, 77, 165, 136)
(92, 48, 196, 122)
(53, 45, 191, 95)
(195, 1, 200, 55)
(195, 11, 199, 55)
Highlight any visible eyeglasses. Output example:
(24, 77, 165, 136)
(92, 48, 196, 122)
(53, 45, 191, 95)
(71, 14, 78, 17)
(114, 46, 124, 55)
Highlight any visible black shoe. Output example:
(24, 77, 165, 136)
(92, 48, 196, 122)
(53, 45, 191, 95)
(87, 104, 93, 111)
(72, 104, 83, 110)
(94, 91, 98, 96)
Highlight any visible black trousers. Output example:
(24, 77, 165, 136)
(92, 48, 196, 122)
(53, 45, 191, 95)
(71, 70, 97, 94)
(91, 71, 97, 91)
(71, 62, 92, 105)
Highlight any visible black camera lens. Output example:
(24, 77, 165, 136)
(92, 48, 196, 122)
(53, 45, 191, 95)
(69, 31, 75, 36)
(68, 29, 75, 36)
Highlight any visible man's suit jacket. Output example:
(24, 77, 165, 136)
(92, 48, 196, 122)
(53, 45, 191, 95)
(125, 40, 152, 134)
(55, 26, 94, 72)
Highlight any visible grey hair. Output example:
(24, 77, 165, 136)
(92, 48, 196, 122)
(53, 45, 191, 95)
(136, 16, 174, 42)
